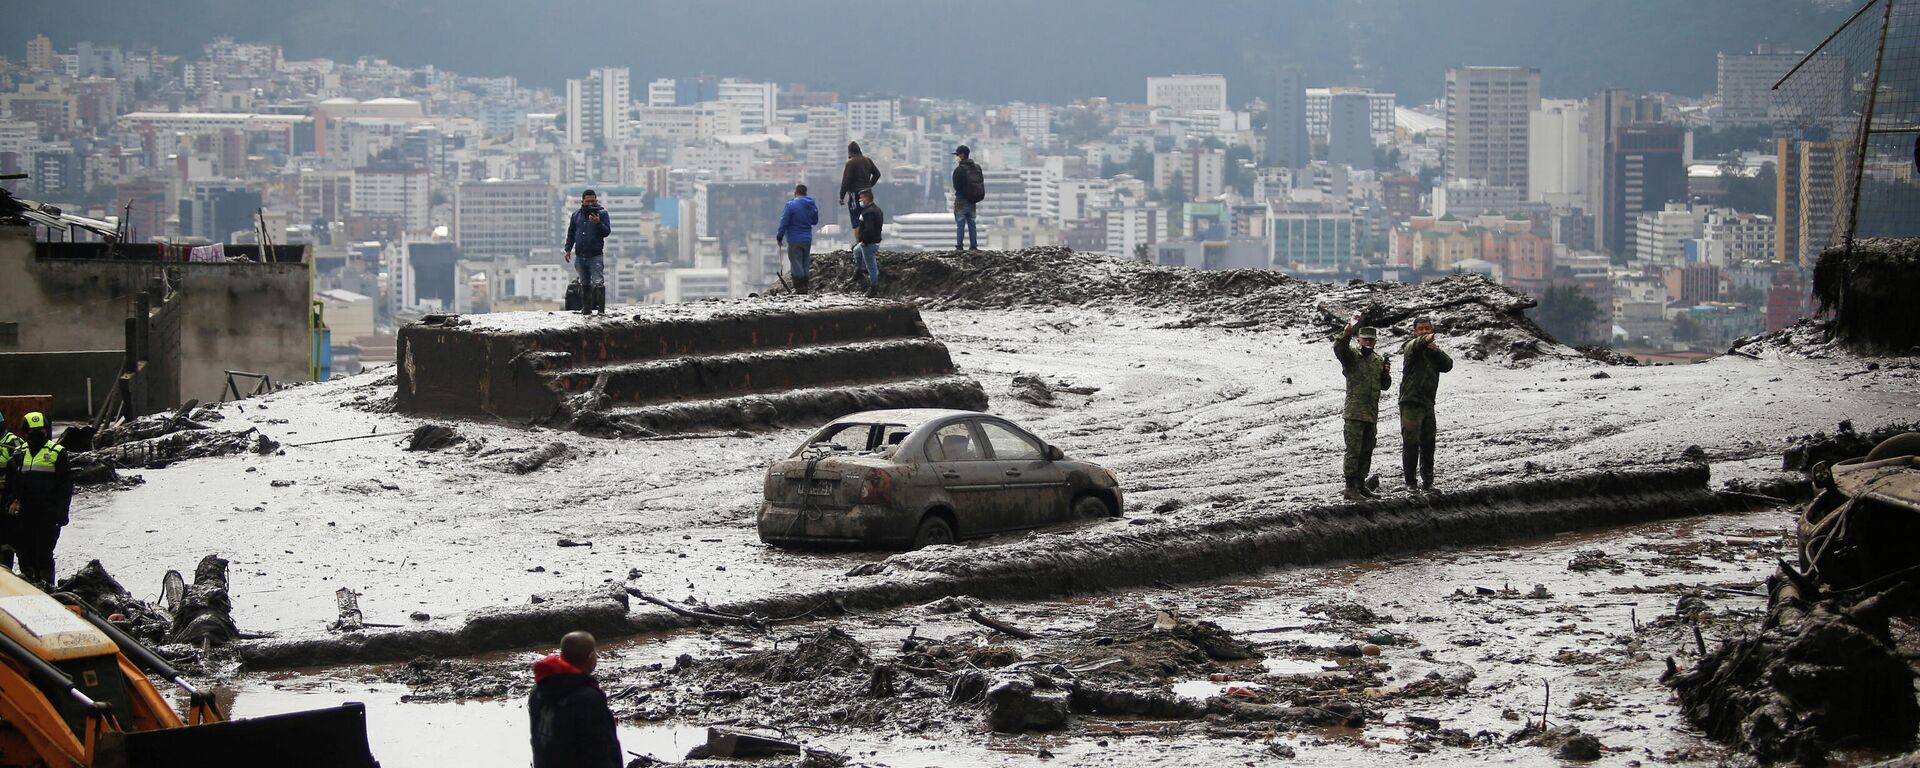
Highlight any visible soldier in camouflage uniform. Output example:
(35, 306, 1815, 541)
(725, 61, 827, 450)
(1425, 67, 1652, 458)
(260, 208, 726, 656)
(1334, 324, 1392, 500)
(1398, 317, 1454, 492)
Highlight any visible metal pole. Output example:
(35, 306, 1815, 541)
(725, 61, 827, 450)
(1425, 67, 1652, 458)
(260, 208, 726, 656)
(1844, 0, 1897, 255)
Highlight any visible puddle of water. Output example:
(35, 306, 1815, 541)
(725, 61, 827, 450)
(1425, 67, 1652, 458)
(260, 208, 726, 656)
(227, 685, 705, 766)
(1261, 658, 1331, 675)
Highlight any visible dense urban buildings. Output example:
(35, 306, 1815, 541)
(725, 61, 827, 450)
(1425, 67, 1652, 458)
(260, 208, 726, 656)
(0, 31, 1864, 370)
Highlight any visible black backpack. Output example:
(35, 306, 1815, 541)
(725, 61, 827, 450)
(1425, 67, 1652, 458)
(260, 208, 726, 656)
(960, 162, 986, 204)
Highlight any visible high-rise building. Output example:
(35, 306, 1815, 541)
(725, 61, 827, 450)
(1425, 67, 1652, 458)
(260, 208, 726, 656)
(1266, 67, 1309, 169)
(297, 169, 354, 225)
(565, 67, 631, 146)
(1528, 99, 1590, 208)
(352, 166, 432, 234)
(847, 99, 900, 135)
(453, 180, 554, 259)
(1775, 128, 1845, 266)
(1270, 199, 1359, 269)
(1716, 42, 1802, 126)
(1153, 149, 1227, 200)
(1148, 74, 1228, 112)
(25, 35, 54, 71)
(179, 184, 262, 242)
(717, 79, 777, 135)
(1327, 92, 1374, 169)
(804, 107, 849, 173)
(1444, 66, 1541, 197)
(1382, 175, 1424, 224)
(1304, 89, 1397, 142)
(1606, 125, 1687, 257)
(1585, 88, 1666, 252)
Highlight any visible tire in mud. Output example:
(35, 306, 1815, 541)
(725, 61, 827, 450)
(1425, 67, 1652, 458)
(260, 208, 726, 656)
(1072, 494, 1113, 519)
(912, 515, 956, 549)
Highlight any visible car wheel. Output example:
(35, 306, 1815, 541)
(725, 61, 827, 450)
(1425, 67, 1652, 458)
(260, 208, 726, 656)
(912, 515, 956, 548)
(1073, 494, 1113, 519)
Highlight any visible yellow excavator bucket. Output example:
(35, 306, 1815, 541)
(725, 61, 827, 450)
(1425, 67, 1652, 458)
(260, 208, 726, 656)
(0, 570, 379, 767)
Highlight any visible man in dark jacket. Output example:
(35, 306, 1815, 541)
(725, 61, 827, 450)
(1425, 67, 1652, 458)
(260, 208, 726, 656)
(838, 142, 881, 229)
(776, 184, 820, 294)
(528, 631, 621, 768)
(951, 146, 984, 250)
(2, 412, 71, 584)
(1333, 327, 1392, 501)
(852, 188, 884, 297)
(563, 190, 613, 316)
(1398, 317, 1454, 492)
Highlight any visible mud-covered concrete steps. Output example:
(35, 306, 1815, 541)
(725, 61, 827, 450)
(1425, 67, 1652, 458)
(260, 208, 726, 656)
(394, 297, 987, 431)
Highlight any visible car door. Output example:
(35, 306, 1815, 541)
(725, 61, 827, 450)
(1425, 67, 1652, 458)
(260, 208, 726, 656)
(976, 419, 1072, 530)
(923, 419, 1004, 535)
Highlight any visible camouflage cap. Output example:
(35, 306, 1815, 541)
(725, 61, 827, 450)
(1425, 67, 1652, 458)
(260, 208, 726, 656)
(1357, 327, 1378, 339)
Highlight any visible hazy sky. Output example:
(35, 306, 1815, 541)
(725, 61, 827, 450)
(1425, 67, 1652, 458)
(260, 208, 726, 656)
(8, 0, 1846, 104)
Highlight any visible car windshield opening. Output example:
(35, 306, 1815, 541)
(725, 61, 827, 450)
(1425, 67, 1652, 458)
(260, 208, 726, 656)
(800, 422, 910, 457)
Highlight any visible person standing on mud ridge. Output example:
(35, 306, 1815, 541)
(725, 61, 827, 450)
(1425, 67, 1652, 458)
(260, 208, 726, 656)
(1334, 326, 1391, 500)
(853, 188, 885, 298)
(951, 145, 985, 250)
(1398, 317, 1454, 493)
(529, 630, 621, 768)
(776, 184, 819, 294)
(563, 190, 613, 316)
(839, 141, 881, 230)
(1, 412, 71, 585)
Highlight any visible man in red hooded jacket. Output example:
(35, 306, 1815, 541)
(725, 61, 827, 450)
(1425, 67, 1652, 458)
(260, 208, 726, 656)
(528, 631, 621, 768)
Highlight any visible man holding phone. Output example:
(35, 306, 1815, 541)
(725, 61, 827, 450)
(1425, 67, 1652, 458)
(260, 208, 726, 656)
(563, 190, 612, 315)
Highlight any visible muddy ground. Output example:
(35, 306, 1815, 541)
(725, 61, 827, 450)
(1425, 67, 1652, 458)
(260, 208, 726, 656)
(50, 276, 1920, 765)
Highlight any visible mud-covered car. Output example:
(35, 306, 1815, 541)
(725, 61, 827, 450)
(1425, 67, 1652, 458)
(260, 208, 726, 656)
(757, 409, 1123, 549)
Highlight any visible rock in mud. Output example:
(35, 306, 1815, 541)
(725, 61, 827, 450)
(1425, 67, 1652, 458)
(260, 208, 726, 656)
(1169, 619, 1262, 661)
(499, 441, 574, 474)
(983, 674, 1070, 733)
(1008, 375, 1056, 407)
(405, 423, 463, 451)
(1552, 731, 1605, 761)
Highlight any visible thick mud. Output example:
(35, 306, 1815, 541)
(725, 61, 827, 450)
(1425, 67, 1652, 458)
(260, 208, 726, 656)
(232, 464, 1747, 669)
(246, 505, 1862, 767)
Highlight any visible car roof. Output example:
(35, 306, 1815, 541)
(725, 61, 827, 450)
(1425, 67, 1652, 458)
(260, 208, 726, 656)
(829, 409, 985, 431)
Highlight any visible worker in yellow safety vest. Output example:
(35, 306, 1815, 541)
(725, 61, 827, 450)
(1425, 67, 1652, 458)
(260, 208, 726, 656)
(2, 412, 72, 585)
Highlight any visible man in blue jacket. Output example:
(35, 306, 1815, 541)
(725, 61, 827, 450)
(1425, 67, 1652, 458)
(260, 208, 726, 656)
(775, 184, 819, 294)
(563, 190, 612, 315)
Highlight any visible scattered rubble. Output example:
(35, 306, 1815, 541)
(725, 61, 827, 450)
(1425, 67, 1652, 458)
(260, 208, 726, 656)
(54, 555, 242, 648)
(404, 423, 463, 451)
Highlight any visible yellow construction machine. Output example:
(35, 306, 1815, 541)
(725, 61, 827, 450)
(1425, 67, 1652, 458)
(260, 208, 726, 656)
(0, 570, 378, 767)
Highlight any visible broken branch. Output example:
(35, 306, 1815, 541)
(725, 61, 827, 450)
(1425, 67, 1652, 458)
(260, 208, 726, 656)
(626, 587, 767, 630)
(966, 608, 1038, 639)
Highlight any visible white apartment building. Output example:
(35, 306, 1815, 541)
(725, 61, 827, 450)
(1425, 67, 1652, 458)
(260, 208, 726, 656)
(1153, 149, 1227, 200)
(1105, 204, 1171, 259)
(515, 263, 572, 302)
(297, 169, 354, 224)
(1694, 208, 1774, 266)
(1148, 74, 1229, 113)
(805, 107, 849, 172)
(1633, 202, 1708, 264)
(894, 212, 959, 250)
(1528, 99, 1590, 208)
(352, 166, 431, 233)
(1444, 66, 1541, 198)
(848, 99, 900, 135)
(453, 179, 554, 259)
(1008, 103, 1053, 138)
(663, 268, 731, 303)
(565, 67, 630, 146)
(646, 78, 678, 108)
(1716, 43, 1800, 126)
(717, 79, 777, 134)
(637, 105, 700, 144)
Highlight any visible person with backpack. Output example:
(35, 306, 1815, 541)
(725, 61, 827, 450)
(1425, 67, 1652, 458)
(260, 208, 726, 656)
(775, 184, 820, 294)
(852, 188, 884, 297)
(838, 141, 881, 230)
(528, 631, 621, 768)
(951, 145, 985, 250)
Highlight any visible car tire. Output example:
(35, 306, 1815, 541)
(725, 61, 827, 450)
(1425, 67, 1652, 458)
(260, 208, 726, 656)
(912, 515, 956, 549)
(1072, 494, 1113, 519)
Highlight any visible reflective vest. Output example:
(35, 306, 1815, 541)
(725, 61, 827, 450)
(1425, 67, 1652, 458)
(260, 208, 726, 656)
(20, 443, 62, 473)
(0, 433, 22, 464)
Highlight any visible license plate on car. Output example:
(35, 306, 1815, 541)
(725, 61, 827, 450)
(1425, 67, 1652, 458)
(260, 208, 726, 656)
(807, 480, 836, 495)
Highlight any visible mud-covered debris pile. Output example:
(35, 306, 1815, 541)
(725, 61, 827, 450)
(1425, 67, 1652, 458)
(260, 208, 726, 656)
(54, 555, 242, 650)
(805, 247, 1570, 363)
(1669, 431, 1920, 764)
(1813, 237, 1920, 353)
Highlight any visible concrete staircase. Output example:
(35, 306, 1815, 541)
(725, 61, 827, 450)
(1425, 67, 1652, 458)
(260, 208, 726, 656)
(395, 297, 987, 433)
